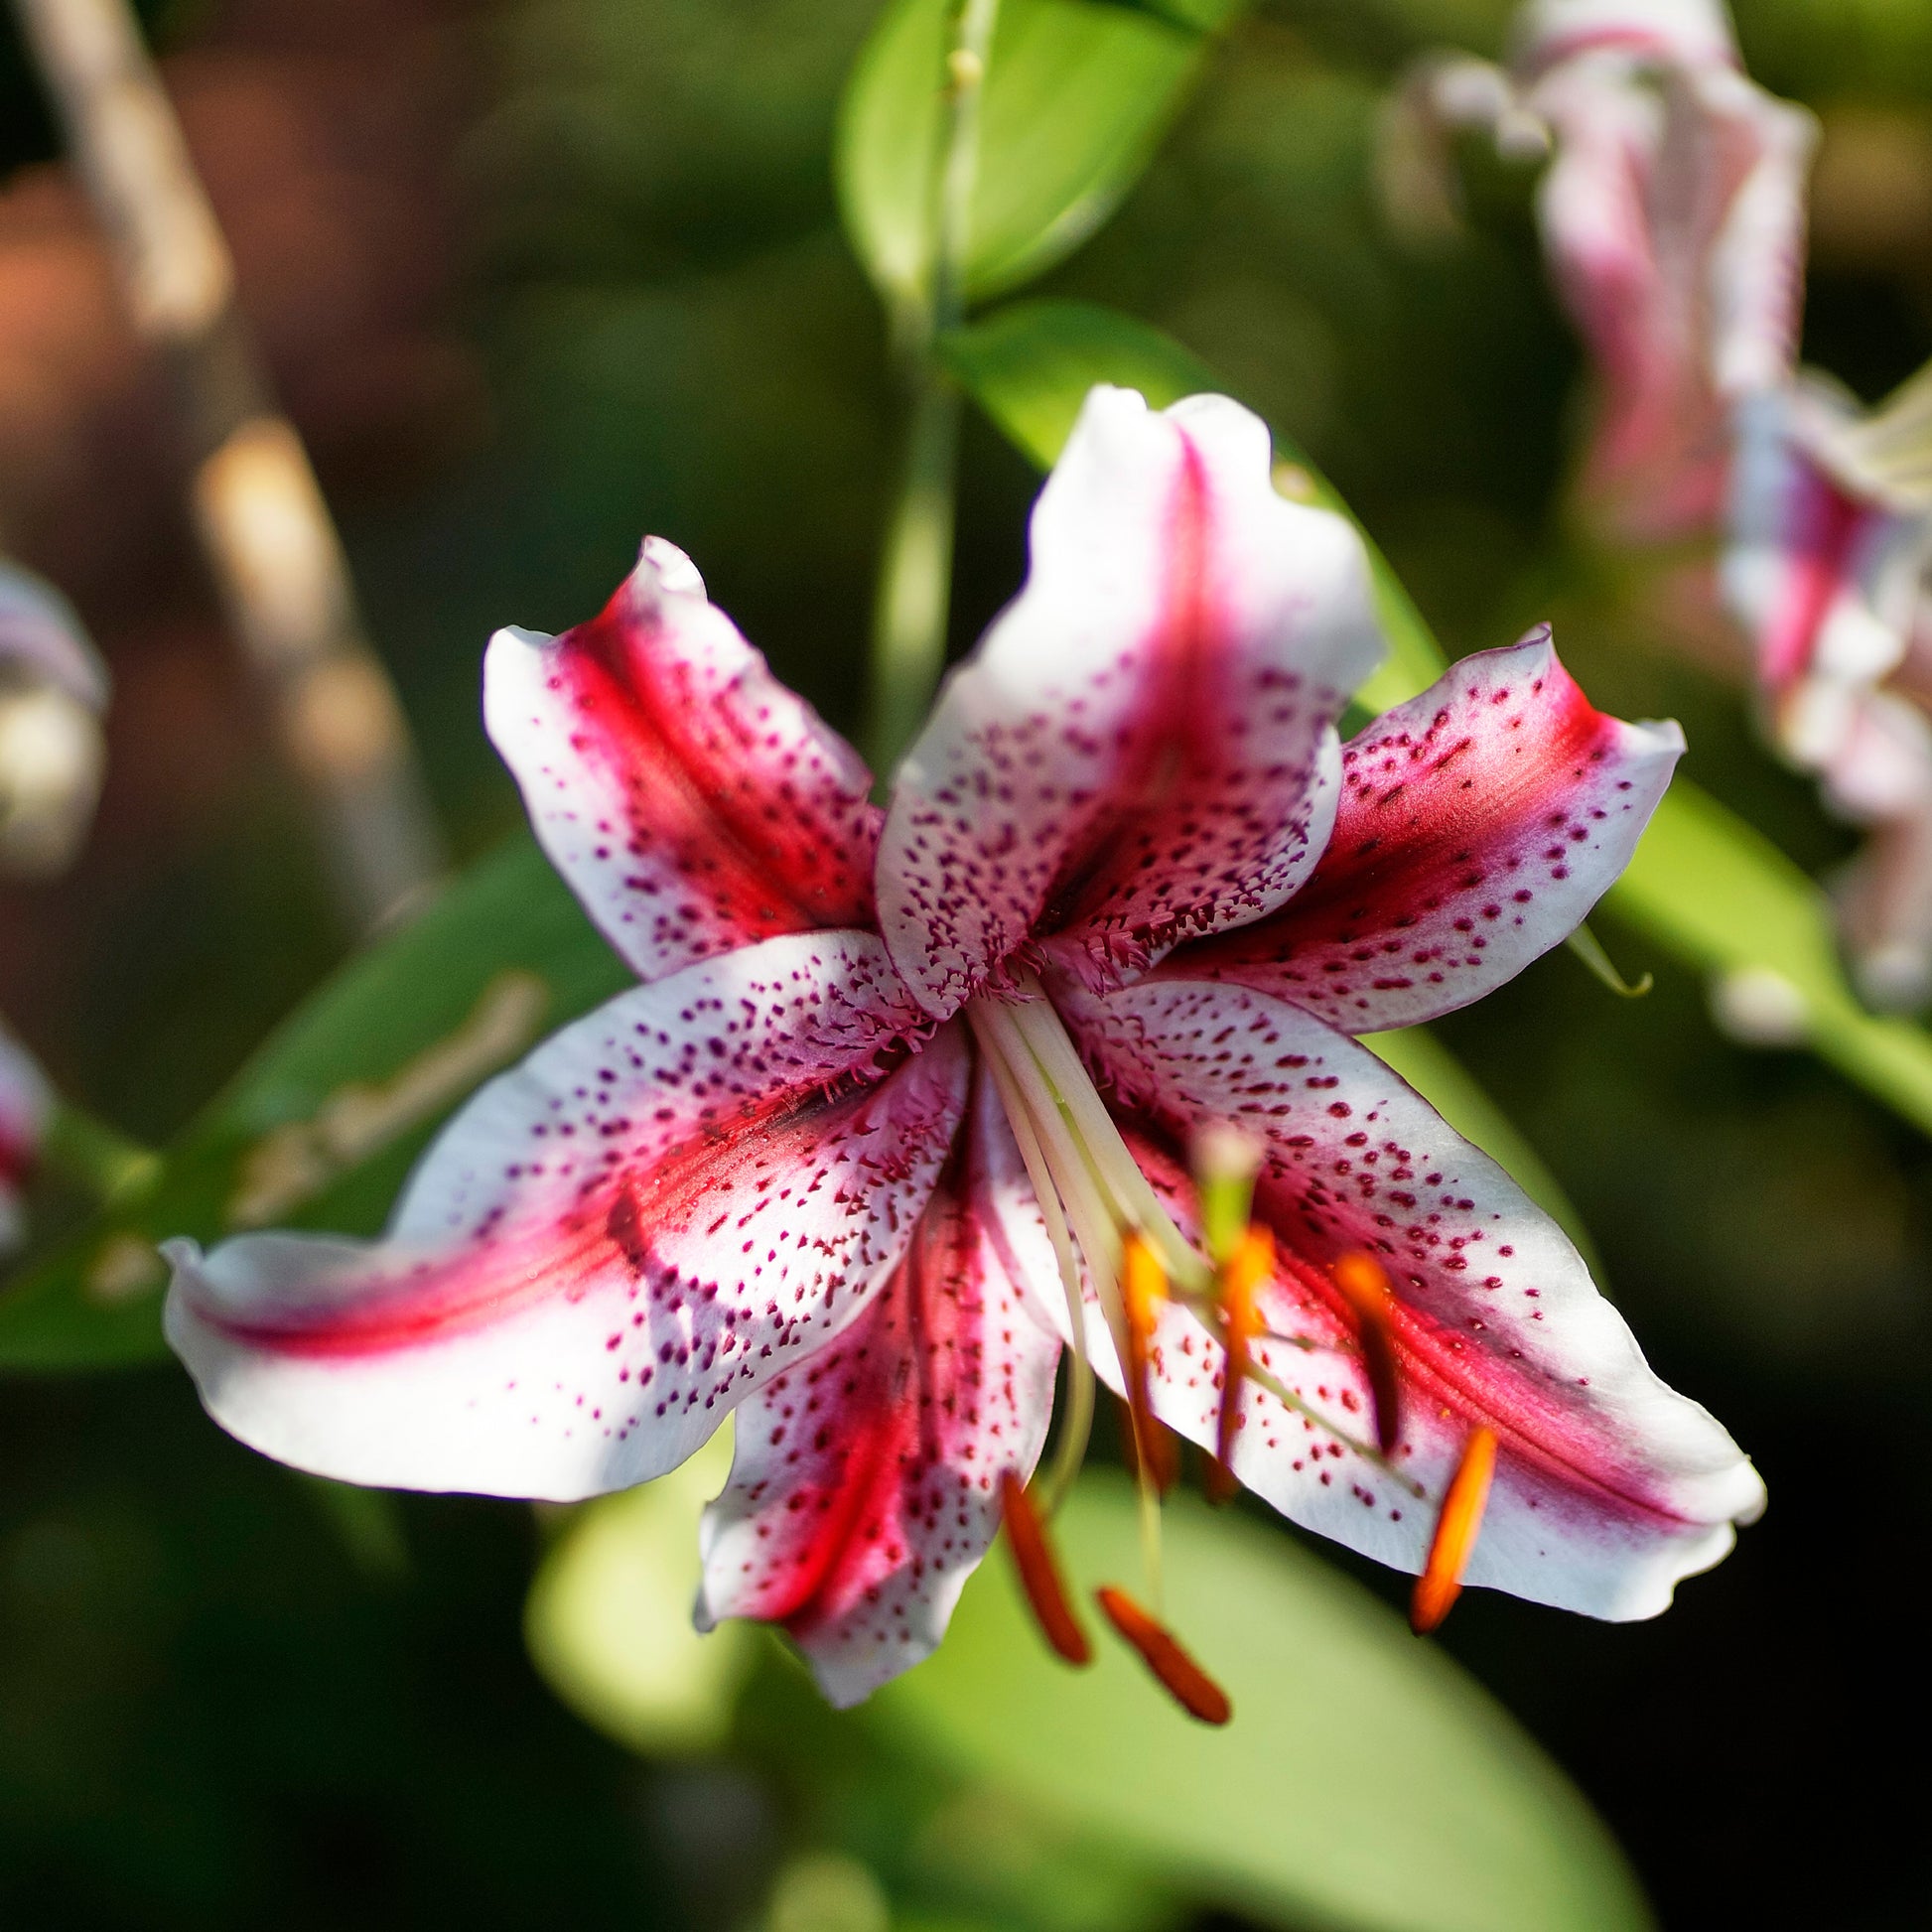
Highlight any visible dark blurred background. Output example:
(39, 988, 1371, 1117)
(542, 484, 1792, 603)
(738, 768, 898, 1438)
(0, 0, 1927, 1924)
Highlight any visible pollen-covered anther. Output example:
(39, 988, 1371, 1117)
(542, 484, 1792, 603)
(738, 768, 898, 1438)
(1330, 1249, 1404, 1455)
(1095, 1586, 1232, 1725)
(1000, 1469, 1092, 1666)
(1207, 1225, 1274, 1504)
(1411, 1426, 1498, 1635)
(1121, 1232, 1177, 1494)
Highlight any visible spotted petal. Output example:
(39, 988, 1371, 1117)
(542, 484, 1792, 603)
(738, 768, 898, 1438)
(877, 386, 1382, 1019)
(164, 932, 967, 1502)
(695, 1066, 1061, 1706)
(1054, 975, 1764, 1621)
(485, 538, 883, 984)
(1167, 632, 1681, 1033)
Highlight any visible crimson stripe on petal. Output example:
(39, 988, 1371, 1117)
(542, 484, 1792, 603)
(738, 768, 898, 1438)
(696, 1064, 1061, 1707)
(1166, 631, 1682, 1033)
(486, 538, 882, 984)
(164, 933, 967, 1502)
(1054, 972, 1763, 1620)
(877, 388, 1379, 1018)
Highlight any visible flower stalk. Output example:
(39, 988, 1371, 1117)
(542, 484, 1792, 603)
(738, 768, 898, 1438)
(864, 0, 1000, 773)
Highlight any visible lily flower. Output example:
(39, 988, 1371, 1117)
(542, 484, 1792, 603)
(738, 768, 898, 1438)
(0, 1021, 51, 1256)
(0, 560, 109, 877)
(165, 387, 1763, 1710)
(1388, 0, 1815, 545)
(1724, 367, 1932, 1007)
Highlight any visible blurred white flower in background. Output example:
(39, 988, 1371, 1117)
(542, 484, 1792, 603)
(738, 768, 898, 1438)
(0, 560, 108, 877)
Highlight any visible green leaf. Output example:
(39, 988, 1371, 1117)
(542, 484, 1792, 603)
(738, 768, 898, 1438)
(1604, 783, 1932, 1135)
(872, 1472, 1652, 1932)
(941, 298, 1447, 708)
(0, 838, 630, 1369)
(525, 1427, 757, 1757)
(837, 0, 1246, 313)
(947, 294, 1932, 1141)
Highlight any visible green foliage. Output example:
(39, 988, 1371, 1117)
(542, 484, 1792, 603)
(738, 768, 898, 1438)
(526, 1459, 1649, 1932)
(0, 840, 629, 1369)
(1608, 782, 1932, 1135)
(873, 1472, 1653, 1932)
(836, 0, 1248, 313)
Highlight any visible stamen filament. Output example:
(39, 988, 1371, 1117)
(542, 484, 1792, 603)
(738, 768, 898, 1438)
(1330, 1251, 1405, 1455)
(1411, 1427, 1498, 1635)
(1000, 1470, 1092, 1665)
(1006, 983, 1207, 1291)
(973, 1027, 1094, 1514)
(970, 999, 1132, 1368)
(1095, 1587, 1231, 1725)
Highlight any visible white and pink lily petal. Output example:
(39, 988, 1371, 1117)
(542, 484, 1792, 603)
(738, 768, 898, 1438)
(1164, 628, 1683, 1033)
(483, 536, 882, 986)
(695, 1067, 1062, 1709)
(0, 1021, 50, 1256)
(165, 931, 966, 1501)
(878, 387, 1383, 1016)
(1009, 975, 1765, 1619)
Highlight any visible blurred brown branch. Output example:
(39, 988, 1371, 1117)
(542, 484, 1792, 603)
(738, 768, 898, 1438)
(8, 0, 449, 931)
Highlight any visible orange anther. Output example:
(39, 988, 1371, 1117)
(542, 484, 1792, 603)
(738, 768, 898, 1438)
(1000, 1470, 1091, 1665)
(1121, 1234, 1177, 1494)
(1095, 1586, 1232, 1725)
(1208, 1225, 1274, 1502)
(1331, 1249, 1404, 1455)
(1410, 1427, 1498, 1635)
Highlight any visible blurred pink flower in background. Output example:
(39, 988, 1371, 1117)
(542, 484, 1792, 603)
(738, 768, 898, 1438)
(0, 1021, 49, 1255)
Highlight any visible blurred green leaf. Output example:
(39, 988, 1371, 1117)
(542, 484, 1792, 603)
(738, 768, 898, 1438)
(836, 0, 1247, 313)
(526, 1427, 757, 1756)
(1605, 783, 1932, 1136)
(941, 297, 1448, 707)
(0, 839, 629, 1370)
(947, 293, 1932, 1141)
(873, 1471, 1652, 1932)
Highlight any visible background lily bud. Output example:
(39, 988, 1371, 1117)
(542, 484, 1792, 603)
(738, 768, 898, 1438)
(0, 1020, 51, 1257)
(0, 562, 109, 877)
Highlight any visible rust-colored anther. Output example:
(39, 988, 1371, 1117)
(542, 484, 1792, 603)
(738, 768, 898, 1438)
(1410, 1426, 1498, 1635)
(1208, 1225, 1274, 1503)
(1121, 1233, 1177, 1494)
(1095, 1586, 1232, 1725)
(1331, 1249, 1404, 1455)
(999, 1470, 1091, 1665)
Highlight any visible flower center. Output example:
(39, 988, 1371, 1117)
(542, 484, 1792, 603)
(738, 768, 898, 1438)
(967, 977, 1500, 1707)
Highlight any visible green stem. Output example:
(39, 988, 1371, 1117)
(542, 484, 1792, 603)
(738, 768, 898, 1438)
(40, 1101, 158, 1203)
(863, 0, 1001, 775)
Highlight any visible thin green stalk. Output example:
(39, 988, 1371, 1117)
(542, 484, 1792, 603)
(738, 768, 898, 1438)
(864, 0, 1001, 775)
(40, 1099, 158, 1203)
